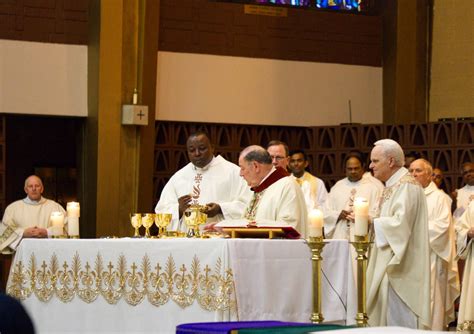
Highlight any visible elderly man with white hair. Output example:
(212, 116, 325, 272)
(409, 158, 460, 330)
(366, 139, 431, 329)
(0, 175, 66, 253)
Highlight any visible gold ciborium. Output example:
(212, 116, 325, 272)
(142, 213, 155, 238)
(130, 213, 142, 238)
(183, 205, 207, 238)
(350, 234, 371, 327)
(154, 213, 172, 237)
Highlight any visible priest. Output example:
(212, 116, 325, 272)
(366, 139, 431, 328)
(409, 158, 460, 330)
(453, 162, 474, 220)
(323, 151, 382, 240)
(155, 131, 251, 231)
(456, 200, 474, 332)
(238, 145, 307, 236)
(0, 175, 66, 254)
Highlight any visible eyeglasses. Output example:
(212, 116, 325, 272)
(270, 155, 287, 161)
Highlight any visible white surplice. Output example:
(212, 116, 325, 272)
(155, 155, 252, 231)
(249, 175, 308, 237)
(424, 182, 460, 330)
(0, 197, 66, 253)
(292, 171, 328, 210)
(367, 167, 431, 329)
(456, 200, 474, 332)
(323, 176, 383, 240)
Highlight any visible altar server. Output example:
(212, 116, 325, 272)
(409, 159, 460, 330)
(155, 131, 251, 231)
(366, 139, 431, 329)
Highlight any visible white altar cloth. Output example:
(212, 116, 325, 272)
(7, 238, 356, 333)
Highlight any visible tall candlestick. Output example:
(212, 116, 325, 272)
(353, 197, 369, 236)
(50, 211, 65, 237)
(308, 209, 324, 237)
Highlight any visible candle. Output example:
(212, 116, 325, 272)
(50, 211, 65, 236)
(67, 202, 80, 218)
(353, 197, 369, 236)
(67, 202, 80, 237)
(308, 208, 324, 237)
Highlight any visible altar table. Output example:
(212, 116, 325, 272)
(7, 238, 356, 333)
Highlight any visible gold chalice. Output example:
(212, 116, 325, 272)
(183, 205, 207, 238)
(154, 213, 172, 237)
(130, 213, 142, 238)
(142, 213, 155, 238)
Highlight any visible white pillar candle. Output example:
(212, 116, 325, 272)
(67, 202, 80, 218)
(67, 202, 80, 237)
(308, 208, 324, 237)
(50, 211, 65, 236)
(353, 197, 369, 236)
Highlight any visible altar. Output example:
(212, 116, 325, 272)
(7, 238, 356, 333)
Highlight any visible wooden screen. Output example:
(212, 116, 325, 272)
(153, 120, 474, 204)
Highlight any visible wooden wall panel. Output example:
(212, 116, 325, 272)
(159, 0, 382, 66)
(153, 120, 474, 204)
(0, 0, 89, 44)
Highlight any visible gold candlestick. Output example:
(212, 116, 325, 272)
(350, 234, 371, 327)
(306, 235, 327, 324)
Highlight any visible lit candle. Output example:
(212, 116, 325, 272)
(308, 208, 324, 237)
(353, 197, 369, 236)
(67, 202, 80, 237)
(50, 211, 65, 236)
(67, 202, 80, 218)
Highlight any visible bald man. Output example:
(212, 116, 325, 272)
(0, 175, 66, 253)
(409, 159, 460, 330)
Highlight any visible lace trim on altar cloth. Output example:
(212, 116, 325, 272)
(457, 320, 474, 333)
(6, 252, 236, 312)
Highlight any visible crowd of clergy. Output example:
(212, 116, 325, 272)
(1, 130, 473, 332)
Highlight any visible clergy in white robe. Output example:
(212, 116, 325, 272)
(409, 159, 460, 330)
(453, 162, 474, 220)
(289, 150, 328, 210)
(456, 200, 474, 332)
(366, 139, 431, 329)
(1, 175, 66, 253)
(324, 153, 383, 240)
(239, 145, 308, 237)
(155, 132, 251, 231)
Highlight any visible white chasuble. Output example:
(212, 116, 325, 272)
(323, 177, 382, 241)
(155, 155, 251, 231)
(247, 176, 308, 238)
(366, 167, 431, 328)
(456, 200, 474, 332)
(1, 197, 66, 253)
(424, 182, 460, 330)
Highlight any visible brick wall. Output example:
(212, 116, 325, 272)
(159, 0, 382, 66)
(0, 0, 89, 44)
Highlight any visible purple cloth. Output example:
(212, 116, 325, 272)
(176, 321, 311, 334)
